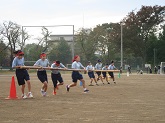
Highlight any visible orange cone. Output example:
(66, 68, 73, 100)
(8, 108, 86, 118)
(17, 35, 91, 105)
(5, 76, 18, 99)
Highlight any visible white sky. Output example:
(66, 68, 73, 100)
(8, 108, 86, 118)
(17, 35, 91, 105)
(0, 0, 164, 43)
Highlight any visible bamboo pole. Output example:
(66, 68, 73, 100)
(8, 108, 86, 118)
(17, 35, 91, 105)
(17, 66, 120, 72)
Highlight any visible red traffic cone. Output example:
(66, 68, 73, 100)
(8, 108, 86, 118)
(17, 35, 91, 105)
(5, 76, 18, 99)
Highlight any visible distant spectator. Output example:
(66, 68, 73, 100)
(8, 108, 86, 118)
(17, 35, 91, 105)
(157, 65, 160, 74)
(164, 66, 165, 74)
(140, 70, 143, 74)
(137, 68, 143, 74)
(154, 66, 157, 74)
(149, 67, 152, 74)
(120, 66, 122, 74)
(128, 65, 131, 74)
(147, 66, 150, 74)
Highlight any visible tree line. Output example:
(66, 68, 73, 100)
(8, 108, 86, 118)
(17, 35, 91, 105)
(0, 5, 165, 70)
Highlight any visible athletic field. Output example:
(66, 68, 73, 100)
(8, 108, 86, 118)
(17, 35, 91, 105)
(0, 72, 165, 123)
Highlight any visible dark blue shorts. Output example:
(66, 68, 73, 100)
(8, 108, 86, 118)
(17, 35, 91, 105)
(37, 71, 48, 83)
(51, 73, 63, 87)
(102, 72, 106, 77)
(108, 72, 114, 78)
(16, 69, 30, 86)
(88, 71, 95, 78)
(96, 72, 101, 76)
(72, 71, 83, 83)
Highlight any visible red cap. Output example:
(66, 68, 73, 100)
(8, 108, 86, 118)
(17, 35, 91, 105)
(17, 51, 24, 56)
(40, 53, 46, 58)
(72, 55, 79, 62)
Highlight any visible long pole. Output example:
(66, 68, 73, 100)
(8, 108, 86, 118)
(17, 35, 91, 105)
(121, 23, 123, 69)
(21, 26, 24, 51)
(154, 48, 155, 66)
(17, 66, 120, 72)
(72, 25, 75, 58)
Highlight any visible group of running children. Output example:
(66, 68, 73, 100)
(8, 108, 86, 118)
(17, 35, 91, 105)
(12, 50, 117, 99)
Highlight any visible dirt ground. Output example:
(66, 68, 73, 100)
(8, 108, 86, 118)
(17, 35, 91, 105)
(0, 72, 165, 123)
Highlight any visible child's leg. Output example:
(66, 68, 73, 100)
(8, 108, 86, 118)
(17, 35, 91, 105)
(68, 82, 77, 87)
(113, 77, 115, 81)
(106, 76, 108, 82)
(81, 79, 86, 88)
(81, 79, 89, 92)
(26, 80, 33, 98)
(57, 82, 64, 87)
(99, 75, 104, 83)
(26, 80, 31, 92)
(68, 72, 78, 88)
(21, 84, 25, 95)
(42, 81, 48, 92)
(90, 78, 93, 84)
(57, 75, 64, 87)
(53, 81, 58, 92)
(94, 78, 97, 83)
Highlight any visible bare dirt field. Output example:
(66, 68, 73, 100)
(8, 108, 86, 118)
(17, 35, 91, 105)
(0, 72, 165, 123)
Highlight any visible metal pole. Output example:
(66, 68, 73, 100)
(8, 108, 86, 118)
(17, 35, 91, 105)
(72, 25, 75, 58)
(121, 23, 123, 69)
(21, 26, 24, 51)
(154, 48, 155, 66)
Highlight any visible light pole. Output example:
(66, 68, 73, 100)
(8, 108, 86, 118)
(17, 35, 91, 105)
(72, 25, 75, 59)
(121, 23, 123, 69)
(154, 48, 156, 67)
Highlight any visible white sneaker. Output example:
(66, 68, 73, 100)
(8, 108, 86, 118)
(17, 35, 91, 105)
(43, 92, 47, 97)
(21, 94, 27, 99)
(40, 89, 44, 96)
(27, 92, 33, 98)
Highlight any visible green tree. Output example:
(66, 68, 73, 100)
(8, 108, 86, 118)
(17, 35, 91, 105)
(75, 28, 97, 64)
(36, 27, 51, 52)
(157, 25, 165, 63)
(0, 41, 9, 67)
(87, 23, 121, 64)
(49, 39, 72, 65)
(146, 32, 158, 65)
(24, 43, 44, 63)
(0, 21, 22, 69)
(123, 5, 165, 65)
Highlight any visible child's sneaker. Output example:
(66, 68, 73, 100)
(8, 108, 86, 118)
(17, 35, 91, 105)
(114, 81, 116, 84)
(56, 86, 59, 90)
(96, 83, 99, 86)
(40, 89, 44, 96)
(84, 89, 89, 93)
(66, 85, 70, 92)
(89, 84, 94, 86)
(107, 82, 110, 84)
(53, 91, 56, 95)
(43, 92, 47, 97)
(21, 94, 27, 99)
(27, 92, 33, 98)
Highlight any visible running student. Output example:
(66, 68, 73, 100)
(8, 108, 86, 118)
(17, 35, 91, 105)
(34, 52, 50, 96)
(66, 55, 89, 93)
(102, 64, 110, 84)
(12, 50, 33, 99)
(86, 61, 98, 86)
(51, 61, 67, 95)
(95, 59, 104, 84)
(108, 60, 117, 84)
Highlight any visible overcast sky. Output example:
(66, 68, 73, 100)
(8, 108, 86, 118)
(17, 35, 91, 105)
(0, 0, 164, 34)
